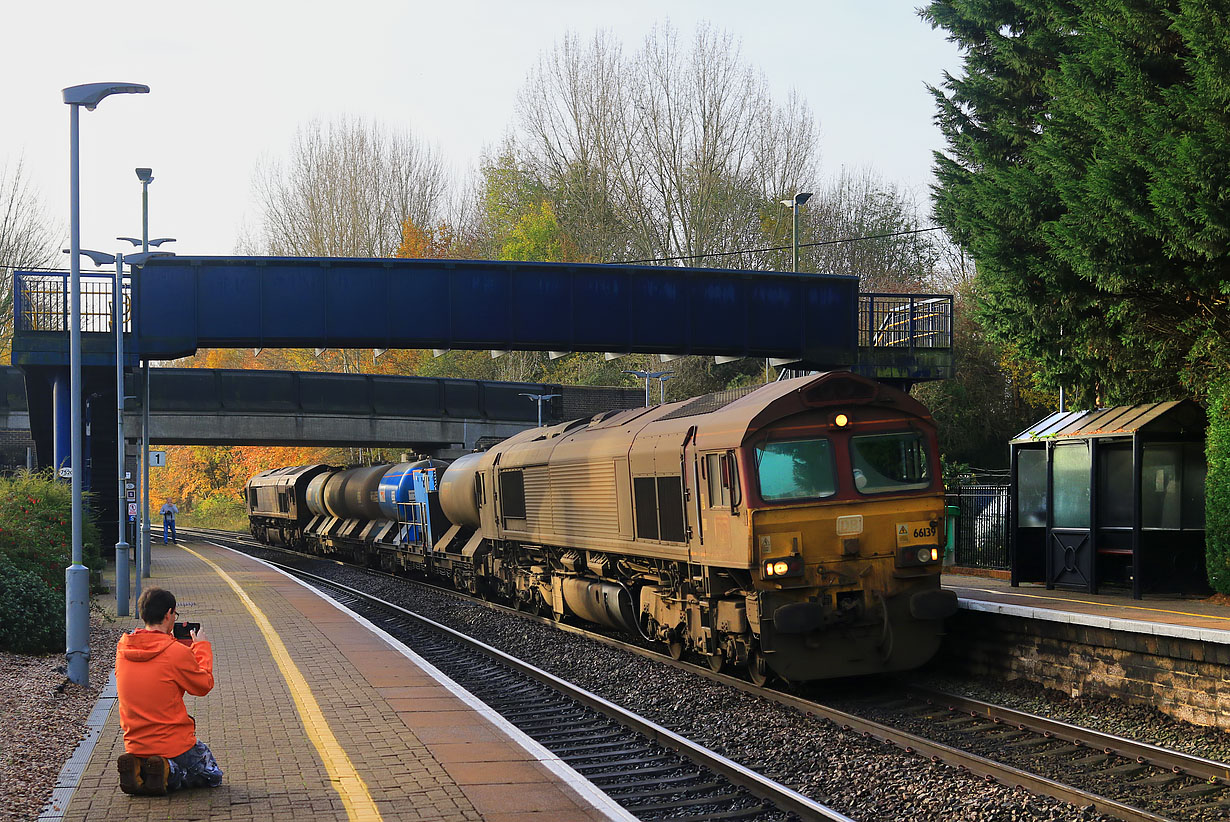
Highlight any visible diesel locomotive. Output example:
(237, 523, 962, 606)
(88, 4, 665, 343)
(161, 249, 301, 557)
(245, 371, 957, 683)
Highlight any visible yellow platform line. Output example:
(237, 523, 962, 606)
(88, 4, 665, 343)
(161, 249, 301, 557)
(181, 544, 383, 822)
(954, 584, 1230, 624)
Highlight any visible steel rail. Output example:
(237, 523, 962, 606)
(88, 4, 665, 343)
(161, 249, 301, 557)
(196, 530, 1185, 822)
(236, 546, 854, 822)
(908, 687, 1230, 785)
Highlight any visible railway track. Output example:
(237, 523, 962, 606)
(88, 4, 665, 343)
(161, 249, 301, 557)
(188, 530, 848, 821)
(192, 529, 1230, 822)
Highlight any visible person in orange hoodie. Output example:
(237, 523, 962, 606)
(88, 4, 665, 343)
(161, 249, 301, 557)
(115, 587, 222, 796)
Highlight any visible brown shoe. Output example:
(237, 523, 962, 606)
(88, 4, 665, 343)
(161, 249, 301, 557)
(117, 753, 143, 795)
(139, 755, 170, 796)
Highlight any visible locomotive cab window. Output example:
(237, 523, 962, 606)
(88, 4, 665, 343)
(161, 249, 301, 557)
(277, 491, 290, 513)
(850, 431, 932, 494)
(755, 438, 836, 501)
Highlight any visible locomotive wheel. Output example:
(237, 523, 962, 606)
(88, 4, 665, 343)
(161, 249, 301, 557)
(747, 651, 770, 687)
(706, 652, 725, 673)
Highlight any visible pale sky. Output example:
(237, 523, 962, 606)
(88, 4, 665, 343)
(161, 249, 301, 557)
(2, 1, 961, 259)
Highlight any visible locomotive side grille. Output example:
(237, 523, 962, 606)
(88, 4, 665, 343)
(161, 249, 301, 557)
(550, 461, 619, 538)
(521, 465, 552, 531)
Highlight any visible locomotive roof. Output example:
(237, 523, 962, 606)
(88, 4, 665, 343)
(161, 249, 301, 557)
(492, 371, 928, 467)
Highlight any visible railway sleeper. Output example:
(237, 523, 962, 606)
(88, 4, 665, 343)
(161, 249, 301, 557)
(575, 761, 688, 780)
(589, 771, 718, 789)
(951, 721, 1001, 734)
(1031, 743, 1083, 760)
(1000, 737, 1053, 750)
(1102, 762, 1150, 777)
(1173, 783, 1228, 798)
(1124, 772, 1186, 788)
(604, 779, 725, 799)
(562, 752, 675, 768)
(625, 790, 749, 813)
(552, 737, 650, 756)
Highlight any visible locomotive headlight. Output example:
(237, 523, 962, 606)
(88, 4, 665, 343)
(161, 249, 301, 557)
(762, 556, 804, 579)
(916, 547, 931, 563)
(834, 413, 849, 427)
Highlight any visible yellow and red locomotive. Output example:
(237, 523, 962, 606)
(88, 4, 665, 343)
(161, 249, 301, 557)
(246, 371, 957, 683)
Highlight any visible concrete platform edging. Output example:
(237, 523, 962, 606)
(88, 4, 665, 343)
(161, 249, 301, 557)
(207, 541, 639, 822)
(958, 596, 1230, 645)
(38, 673, 118, 821)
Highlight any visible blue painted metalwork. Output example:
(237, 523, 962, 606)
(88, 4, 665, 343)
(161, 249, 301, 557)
(128, 257, 860, 365)
(53, 367, 70, 473)
(377, 462, 415, 521)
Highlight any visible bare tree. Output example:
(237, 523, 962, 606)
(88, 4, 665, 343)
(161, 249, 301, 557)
(513, 23, 819, 267)
(253, 117, 450, 257)
(0, 158, 58, 355)
(805, 167, 939, 291)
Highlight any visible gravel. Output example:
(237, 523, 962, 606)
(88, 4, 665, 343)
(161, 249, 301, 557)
(0, 607, 125, 822)
(249, 547, 1124, 822)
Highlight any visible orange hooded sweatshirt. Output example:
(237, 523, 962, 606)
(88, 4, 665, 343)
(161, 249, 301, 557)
(115, 629, 214, 757)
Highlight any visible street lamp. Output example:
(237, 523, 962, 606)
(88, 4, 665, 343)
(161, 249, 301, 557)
(125, 249, 174, 583)
(657, 374, 673, 404)
(780, 191, 813, 273)
(61, 81, 149, 686)
(62, 247, 132, 617)
(119, 169, 174, 581)
(623, 370, 673, 406)
(518, 393, 561, 427)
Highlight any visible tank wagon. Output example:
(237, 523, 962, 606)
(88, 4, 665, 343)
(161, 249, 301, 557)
(245, 372, 957, 683)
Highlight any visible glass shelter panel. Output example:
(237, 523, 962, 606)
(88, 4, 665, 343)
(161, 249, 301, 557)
(1017, 449, 1047, 527)
(1183, 443, 1206, 530)
(1141, 445, 1181, 529)
(1052, 443, 1090, 529)
(1097, 445, 1133, 528)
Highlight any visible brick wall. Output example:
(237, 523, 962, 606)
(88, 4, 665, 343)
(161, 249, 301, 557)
(937, 610, 1230, 729)
(0, 427, 36, 472)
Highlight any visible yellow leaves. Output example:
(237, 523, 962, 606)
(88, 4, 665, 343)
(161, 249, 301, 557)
(396, 218, 463, 259)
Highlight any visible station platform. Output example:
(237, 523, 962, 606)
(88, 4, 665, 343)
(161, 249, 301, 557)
(943, 571, 1230, 644)
(49, 540, 632, 822)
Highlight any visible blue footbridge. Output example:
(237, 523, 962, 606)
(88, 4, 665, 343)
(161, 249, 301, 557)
(9, 255, 953, 538)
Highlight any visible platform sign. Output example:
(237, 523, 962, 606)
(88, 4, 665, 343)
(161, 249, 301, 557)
(149, 450, 166, 467)
(128, 502, 138, 517)
(126, 490, 136, 501)
(58, 466, 72, 478)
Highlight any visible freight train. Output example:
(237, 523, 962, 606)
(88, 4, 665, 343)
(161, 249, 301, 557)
(245, 371, 957, 684)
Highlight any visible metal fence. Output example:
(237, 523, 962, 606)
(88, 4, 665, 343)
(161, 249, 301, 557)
(859, 293, 953, 349)
(947, 483, 1010, 570)
(15, 273, 131, 333)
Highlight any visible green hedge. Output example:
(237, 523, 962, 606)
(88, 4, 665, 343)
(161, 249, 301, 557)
(1208, 376, 1230, 595)
(0, 557, 65, 653)
(0, 470, 101, 593)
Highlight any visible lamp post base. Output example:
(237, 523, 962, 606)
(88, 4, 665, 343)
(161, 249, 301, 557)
(65, 564, 90, 686)
(115, 540, 130, 616)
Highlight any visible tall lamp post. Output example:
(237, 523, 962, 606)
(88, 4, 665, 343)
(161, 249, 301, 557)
(62, 81, 148, 686)
(62, 247, 131, 616)
(121, 248, 175, 588)
(780, 191, 813, 273)
(518, 393, 560, 427)
(119, 172, 174, 582)
(623, 370, 673, 406)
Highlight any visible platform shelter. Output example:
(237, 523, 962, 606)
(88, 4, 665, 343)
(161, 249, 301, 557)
(1009, 401, 1208, 599)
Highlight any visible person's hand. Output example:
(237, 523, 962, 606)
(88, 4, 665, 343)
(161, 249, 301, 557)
(190, 626, 206, 643)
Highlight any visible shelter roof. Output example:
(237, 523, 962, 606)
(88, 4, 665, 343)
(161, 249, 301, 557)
(1011, 400, 1206, 444)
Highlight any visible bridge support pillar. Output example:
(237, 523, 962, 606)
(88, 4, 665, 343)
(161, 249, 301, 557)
(51, 367, 71, 476)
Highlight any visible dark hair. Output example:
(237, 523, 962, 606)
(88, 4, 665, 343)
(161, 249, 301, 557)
(137, 587, 176, 626)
